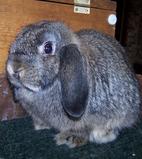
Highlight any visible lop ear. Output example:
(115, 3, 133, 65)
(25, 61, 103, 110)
(59, 44, 88, 120)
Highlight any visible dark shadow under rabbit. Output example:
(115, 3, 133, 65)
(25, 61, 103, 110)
(6, 21, 141, 148)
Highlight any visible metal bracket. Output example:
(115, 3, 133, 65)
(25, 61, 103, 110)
(74, 6, 90, 14)
(74, 0, 91, 6)
(74, 0, 91, 14)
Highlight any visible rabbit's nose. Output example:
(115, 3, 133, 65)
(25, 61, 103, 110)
(13, 69, 25, 79)
(7, 63, 24, 79)
(13, 71, 20, 79)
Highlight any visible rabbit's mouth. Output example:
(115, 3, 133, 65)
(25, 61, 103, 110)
(22, 83, 42, 92)
(10, 80, 42, 93)
(21, 74, 58, 92)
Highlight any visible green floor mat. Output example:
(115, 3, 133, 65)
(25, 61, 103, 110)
(0, 117, 142, 159)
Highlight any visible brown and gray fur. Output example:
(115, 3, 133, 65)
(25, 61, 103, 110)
(6, 21, 141, 148)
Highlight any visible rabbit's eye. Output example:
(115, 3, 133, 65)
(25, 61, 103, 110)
(44, 41, 52, 54)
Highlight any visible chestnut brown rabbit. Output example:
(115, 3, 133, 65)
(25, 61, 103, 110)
(6, 21, 141, 148)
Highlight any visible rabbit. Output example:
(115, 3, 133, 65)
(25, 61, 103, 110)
(6, 21, 141, 148)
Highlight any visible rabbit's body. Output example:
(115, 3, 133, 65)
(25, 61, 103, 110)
(7, 21, 141, 147)
(76, 30, 140, 143)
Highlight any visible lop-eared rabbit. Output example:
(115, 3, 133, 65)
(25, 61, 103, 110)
(6, 21, 141, 148)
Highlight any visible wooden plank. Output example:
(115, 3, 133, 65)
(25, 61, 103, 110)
(0, 0, 116, 74)
(43, 0, 116, 11)
(0, 74, 28, 121)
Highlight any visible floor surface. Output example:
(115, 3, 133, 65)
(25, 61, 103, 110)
(0, 117, 142, 159)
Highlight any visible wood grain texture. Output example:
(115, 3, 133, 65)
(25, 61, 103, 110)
(0, 0, 116, 74)
(0, 74, 27, 121)
(43, 0, 116, 10)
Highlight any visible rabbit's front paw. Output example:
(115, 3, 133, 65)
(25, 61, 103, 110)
(55, 132, 87, 148)
(89, 128, 119, 144)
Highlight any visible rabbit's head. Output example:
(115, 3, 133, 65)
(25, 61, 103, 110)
(7, 21, 89, 119)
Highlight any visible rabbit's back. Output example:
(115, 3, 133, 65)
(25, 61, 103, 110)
(76, 30, 140, 125)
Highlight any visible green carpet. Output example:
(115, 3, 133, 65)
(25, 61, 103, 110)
(0, 117, 142, 159)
